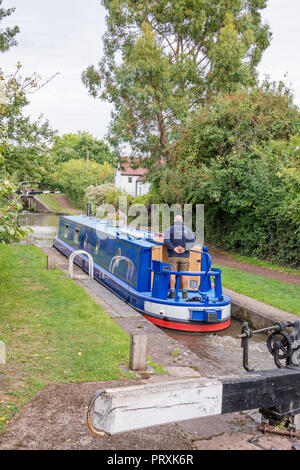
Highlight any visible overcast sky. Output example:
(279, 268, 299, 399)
(1, 0, 300, 141)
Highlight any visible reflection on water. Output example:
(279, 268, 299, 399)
(167, 318, 275, 375)
(18, 212, 61, 247)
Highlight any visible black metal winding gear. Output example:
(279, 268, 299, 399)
(266, 330, 293, 368)
(274, 321, 287, 331)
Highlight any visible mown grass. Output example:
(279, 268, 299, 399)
(36, 193, 80, 214)
(0, 245, 134, 433)
(225, 253, 300, 276)
(216, 264, 300, 316)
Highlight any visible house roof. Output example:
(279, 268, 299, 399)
(119, 157, 148, 176)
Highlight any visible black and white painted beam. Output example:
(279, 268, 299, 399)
(90, 368, 300, 435)
(26, 191, 61, 195)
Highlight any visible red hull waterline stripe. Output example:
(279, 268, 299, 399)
(144, 315, 231, 332)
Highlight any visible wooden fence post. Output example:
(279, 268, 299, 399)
(47, 255, 55, 270)
(129, 334, 147, 371)
(0, 341, 5, 364)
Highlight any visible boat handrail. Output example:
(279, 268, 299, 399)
(150, 266, 223, 302)
(69, 250, 94, 279)
(109, 255, 135, 280)
(159, 269, 221, 277)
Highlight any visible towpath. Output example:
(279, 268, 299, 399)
(50, 194, 83, 214)
(208, 245, 300, 286)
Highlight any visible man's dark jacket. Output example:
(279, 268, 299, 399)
(164, 222, 195, 258)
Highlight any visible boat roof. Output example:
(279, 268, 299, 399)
(62, 214, 163, 248)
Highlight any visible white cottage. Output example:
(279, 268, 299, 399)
(115, 157, 151, 197)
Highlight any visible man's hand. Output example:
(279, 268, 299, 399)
(174, 246, 185, 254)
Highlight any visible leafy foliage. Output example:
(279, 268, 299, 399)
(84, 183, 116, 214)
(0, 64, 56, 183)
(84, 183, 155, 219)
(153, 84, 300, 266)
(0, 0, 19, 53)
(82, 0, 271, 164)
(51, 131, 116, 166)
(0, 3, 48, 243)
(0, 180, 29, 243)
(53, 160, 115, 207)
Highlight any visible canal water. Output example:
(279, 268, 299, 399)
(18, 211, 275, 375)
(167, 325, 274, 375)
(18, 212, 61, 248)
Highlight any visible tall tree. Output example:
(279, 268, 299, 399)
(0, 0, 19, 52)
(0, 0, 18, 164)
(0, 3, 57, 184)
(0, 2, 27, 244)
(152, 82, 300, 266)
(0, 64, 57, 183)
(0, 64, 56, 243)
(82, 0, 271, 164)
(53, 159, 114, 207)
(51, 131, 116, 166)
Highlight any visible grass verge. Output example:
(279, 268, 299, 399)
(216, 264, 300, 316)
(224, 253, 300, 276)
(36, 193, 80, 215)
(0, 245, 164, 433)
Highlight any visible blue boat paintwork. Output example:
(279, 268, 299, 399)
(53, 215, 231, 332)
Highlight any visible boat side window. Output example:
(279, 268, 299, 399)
(74, 228, 80, 243)
(64, 224, 69, 238)
(95, 239, 100, 254)
(84, 233, 88, 249)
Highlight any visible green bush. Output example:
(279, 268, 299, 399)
(84, 184, 133, 216)
(0, 181, 29, 243)
(84, 183, 116, 215)
(152, 84, 300, 267)
(130, 191, 155, 210)
(51, 132, 116, 166)
(53, 160, 114, 208)
(84, 185, 155, 225)
(105, 188, 131, 208)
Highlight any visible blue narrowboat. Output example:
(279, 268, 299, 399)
(53, 215, 231, 333)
